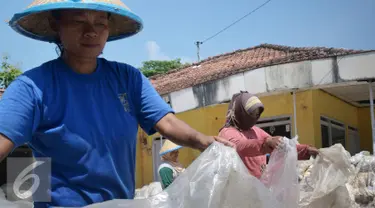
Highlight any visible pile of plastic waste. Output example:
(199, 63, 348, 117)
(347, 151, 375, 207)
(298, 144, 356, 208)
(297, 147, 375, 208)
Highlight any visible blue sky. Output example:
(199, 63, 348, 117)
(0, 0, 374, 71)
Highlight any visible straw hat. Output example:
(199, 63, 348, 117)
(159, 140, 182, 156)
(8, 0, 143, 43)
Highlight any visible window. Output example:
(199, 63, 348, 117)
(320, 116, 346, 148)
(256, 116, 292, 138)
(348, 126, 361, 155)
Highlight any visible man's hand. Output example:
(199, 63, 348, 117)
(0, 134, 14, 162)
(155, 113, 235, 152)
(196, 135, 236, 151)
(213, 136, 236, 148)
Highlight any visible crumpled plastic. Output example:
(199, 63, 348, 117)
(83, 141, 286, 208)
(299, 143, 356, 208)
(83, 137, 303, 208)
(297, 159, 314, 182)
(0, 187, 33, 208)
(134, 182, 163, 200)
(260, 136, 299, 208)
(347, 151, 375, 207)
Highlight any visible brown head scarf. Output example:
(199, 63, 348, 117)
(220, 91, 264, 131)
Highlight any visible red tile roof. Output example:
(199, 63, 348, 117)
(150, 43, 373, 95)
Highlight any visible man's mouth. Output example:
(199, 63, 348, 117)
(81, 43, 100, 48)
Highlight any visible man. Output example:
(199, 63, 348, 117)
(0, 1, 233, 207)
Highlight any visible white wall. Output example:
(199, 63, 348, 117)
(166, 52, 375, 113)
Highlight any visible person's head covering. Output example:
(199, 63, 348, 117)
(221, 91, 264, 131)
(159, 140, 185, 174)
(159, 140, 182, 156)
(8, 0, 143, 43)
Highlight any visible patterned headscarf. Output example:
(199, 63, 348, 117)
(220, 91, 264, 131)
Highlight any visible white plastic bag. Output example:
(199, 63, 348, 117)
(299, 143, 355, 208)
(134, 182, 163, 199)
(0, 187, 33, 208)
(82, 142, 284, 208)
(348, 153, 375, 207)
(260, 136, 299, 208)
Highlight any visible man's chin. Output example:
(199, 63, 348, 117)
(75, 51, 103, 59)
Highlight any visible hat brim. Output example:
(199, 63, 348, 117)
(159, 145, 182, 156)
(9, 1, 143, 43)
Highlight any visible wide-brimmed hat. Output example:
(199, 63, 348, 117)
(8, 0, 143, 43)
(159, 140, 182, 156)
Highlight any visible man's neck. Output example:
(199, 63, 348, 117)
(62, 53, 97, 74)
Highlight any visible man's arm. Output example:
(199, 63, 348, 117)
(0, 77, 42, 162)
(0, 134, 14, 162)
(155, 113, 234, 151)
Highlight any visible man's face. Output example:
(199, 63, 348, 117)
(55, 10, 110, 58)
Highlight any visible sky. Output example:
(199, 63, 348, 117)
(0, 0, 374, 71)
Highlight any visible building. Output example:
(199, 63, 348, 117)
(135, 43, 375, 188)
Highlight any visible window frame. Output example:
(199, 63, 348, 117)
(320, 116, 346, 148)
(256, 115, 292, 137)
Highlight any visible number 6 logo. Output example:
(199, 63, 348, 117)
(13, 161, 45, 199)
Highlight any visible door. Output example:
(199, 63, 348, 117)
(152, 137, 165, 182)
(348, 127, 361, 155)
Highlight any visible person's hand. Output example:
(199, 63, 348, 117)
(197, 135, 236, 151)
(213, 136, 236, 148)
(262, 136, 282, 153)
(307, 146, 319, 157)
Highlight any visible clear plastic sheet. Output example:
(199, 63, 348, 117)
(134, 182, 163, 199)
(299, 143, 356, 208)
(83, 141, 285, 208)
(261, 136, 299, 208)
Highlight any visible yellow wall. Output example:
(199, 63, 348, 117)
(358, 107, 374, 152)
(311, 90, 359, 148)
(135, 89, 374, 188)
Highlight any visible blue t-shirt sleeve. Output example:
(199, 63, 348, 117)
(132, 68, 174, 135)
(0, 77, 42, 149)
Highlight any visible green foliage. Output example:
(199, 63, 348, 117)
(0, 55, 22, 88)
(140, 58, 189, 77)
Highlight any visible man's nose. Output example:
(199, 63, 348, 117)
(83, 24, 98, 38)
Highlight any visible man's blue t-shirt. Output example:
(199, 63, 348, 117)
(0, 58, 173, 207)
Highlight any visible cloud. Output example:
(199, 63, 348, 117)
(146, 41, 170, 61)
(145, 41, 194, 63)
